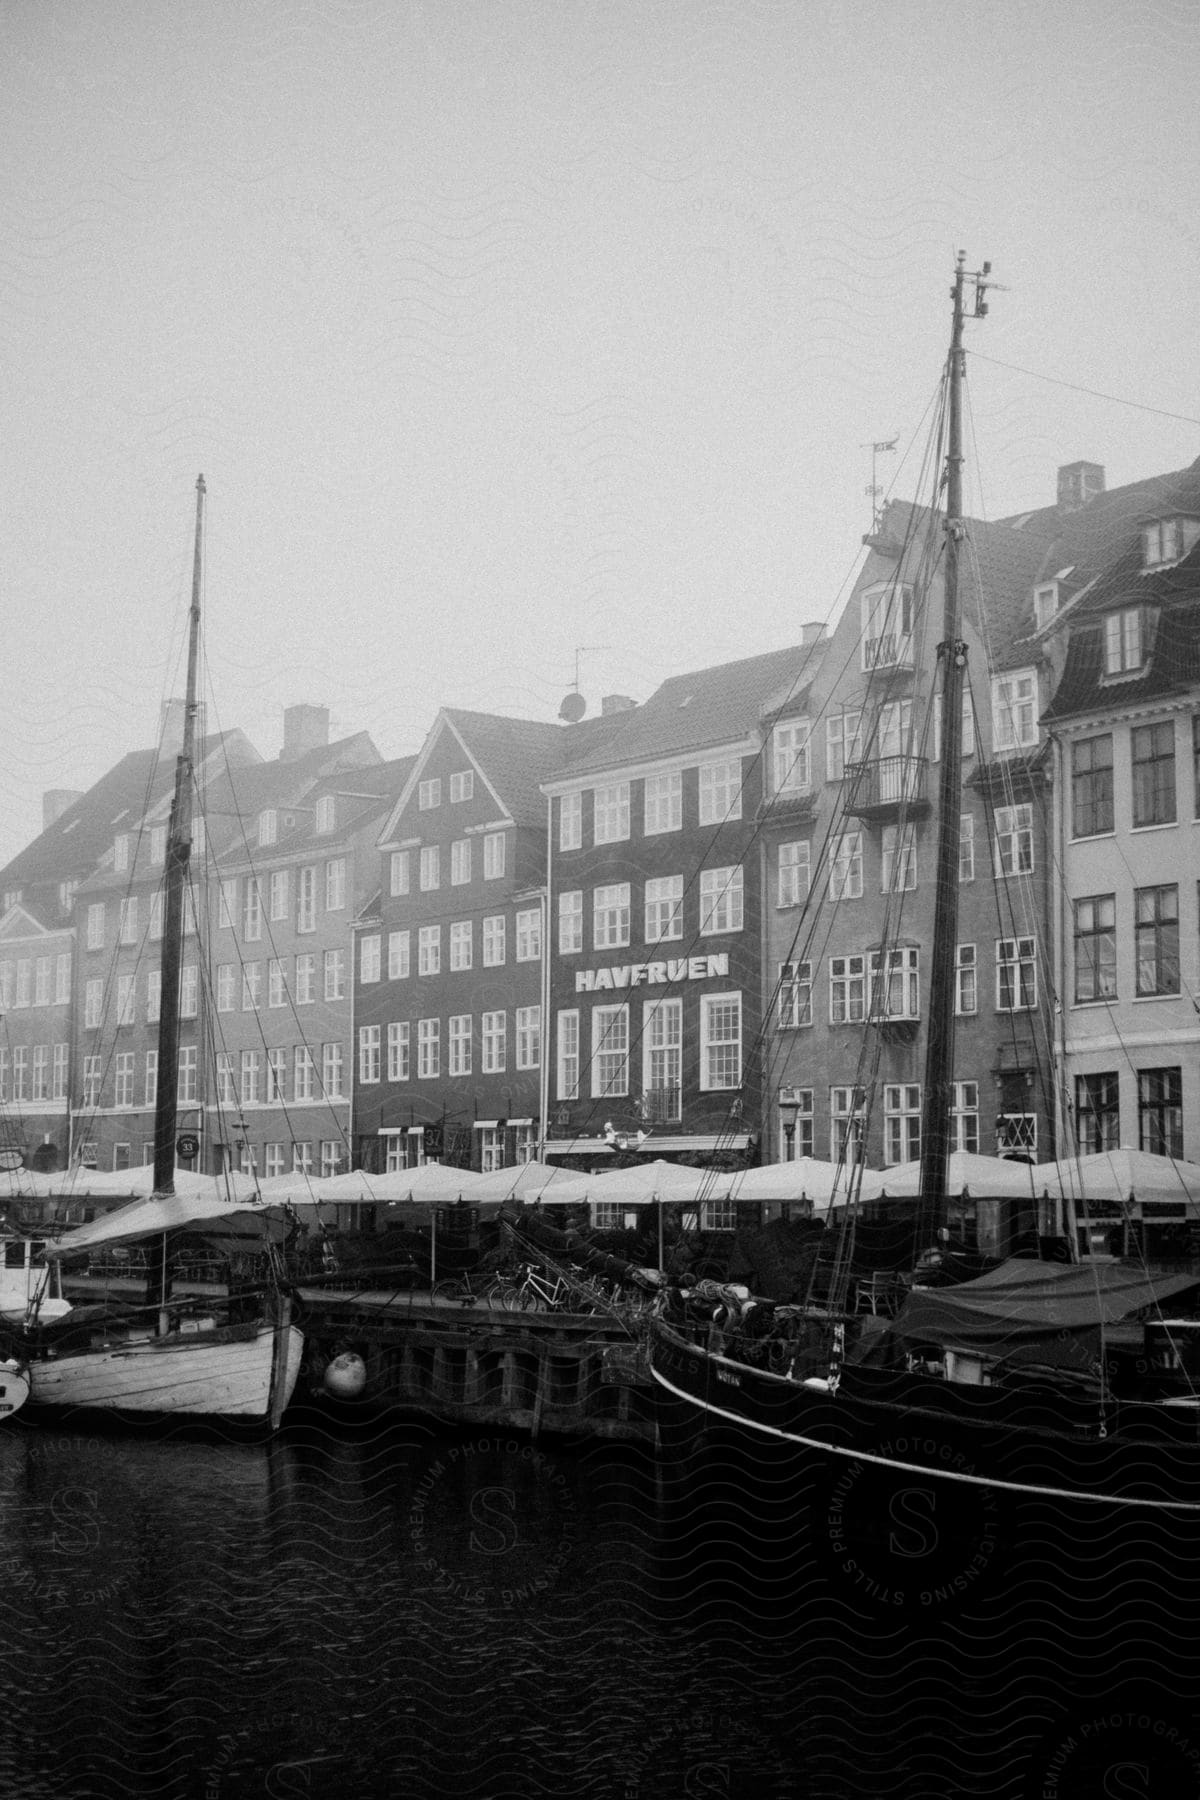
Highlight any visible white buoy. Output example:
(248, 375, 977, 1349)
(323, 1351, 367, 1400)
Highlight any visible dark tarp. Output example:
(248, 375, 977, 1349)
(892, 1257, 1200, 1349)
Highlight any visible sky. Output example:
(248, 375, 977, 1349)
(3, 0, 1199, 868)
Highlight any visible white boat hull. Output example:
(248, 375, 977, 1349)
(28, 1321, 304, 1422)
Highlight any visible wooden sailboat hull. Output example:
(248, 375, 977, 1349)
(27, 1320, 304, 1422)
(650, 1316, 1200, 1513)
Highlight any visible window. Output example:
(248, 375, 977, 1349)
(1139, 1067, 1182, 1158)
(516, 1005, 540, 1070)
(478, 1124, 502, 1174)
(52, 1043, 68, 1100)
(178, 1045, 198, 1105)
(955, 944, 977, 1016)
(700, 992, 741, 1091)
(997, 937, 1037, 1011)
(869, 947, 920, 1020)
(644, 772, 682, 835)
(419, 846, 440, 891)
(30, 1045, 47, 1102)
(447, 921, 471, 971)
(991, 669, 1038, 751)
(699, 866, 743, 934)
(322, 1042, 344, 1099)
(861, 582, 913, 671)
(559, 792, 582, 851)
(294, 1047, 314, 1102)
(268, 1048, 287, 1103)
(0, 962, 9, 1009)
(294, 954, 316, 1004)
(34, 957, 50, 1006)
(314, 794, 336, 834)
(448, 1014, 472, 1077)
(147, 970, 161, 1023)
(358, 1026, 381, 1085)
(993, 804, 1034, 877)
(11, 1047, 26, 1102)
(778, 961, 812, 1030)
(388, 931, 410, 979)
(1071, 734, 1113, 838)
(13, 960, 31, 1008)
(449, 770, 473, 803)
(830, 955, 866, 1024)
(192, 818, 205, 859)
(216, 1054, 235, 1106)
(268, 959, 287, 1008)
(258, 810, 277, 847)
(217, 878, 237, 932)
(269, 870, 289, 922)
(242, 878, 262, 941)
(1135, 885, 1179, 995)
(450, 839, 471, 885)
(591, 1004, 629, 1096)
(242, 963, 261, 1011)
(113, 833, 130, 873)
(773, 722, 811, 794)
(418, 778, 441, 810)
(387, 1022, 410, 1082)
(557, 1011, 580, 1099)
(593, 784, 630, 844)
(957, 814, 976, 884)
(779, 1089, 814, 1160)
(293, 1142, 313, 1175)
(390, 851, 410, 896)
(82, 1055, 101, 1108)
(116, 974, 135, 1027)
(482, 1010, 506, 1074)
(778, 842, 810, 908)
(150, 826, 166, 865)
(830, 1087, 866, 1163)
(482, 915, 506, 966)
(320, 1141, 342, 1178)
(482, 832, 505, 879)
(114, 1054, 134, 1109)
(148, 890, 163, 941)
(951, 1081, 979, 1154)
(180, 964, 198, 1018)
(1105, 607, 1145, 676)
(1074, 896, 1117, 1003)
(932, 687, 976, 762)
(325, 859, 346, 911)
(884, 1084, 921, 1165)
(418, 926, 441, 976)
(359, 936, 381, 985)
(417, 1019, 439, 1079)
(1143, 518, 1195, 568)
(583, 880, 632, 956)
(644, 875, 683, 943)
(881, 825, 917, 892)
(559, 890, 582, 954)
(297, 867, 317, 932)
(84, 978, 103, 1030)
(1131, 721, 1176, 827)
(1076, 1072, 1119, 1155)
(265, 1143, 285, 1179)
(826, 711, 863, 783)
(86, 903, 105, 950)
(515, 908, 541, 962)
(323, 948, 345, 1000)
(53, 952, 70, 1005)
(1033, 582, 1059, 631)
(119, 897, 138, 944)
(240, 1049, 261, 1105)
(698, 761, 742, 825)
(829, 832, 863, 902)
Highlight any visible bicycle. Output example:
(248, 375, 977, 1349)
(430, 1269, 523, 1311)
(515, 1263, 602, 1314)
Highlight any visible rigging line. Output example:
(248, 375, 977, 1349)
(967, 350, 1200, 429)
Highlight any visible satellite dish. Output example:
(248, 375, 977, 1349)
(558, 691, 586, 723)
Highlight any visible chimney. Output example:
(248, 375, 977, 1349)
(800, 622, 826, 646)
(600, 694, 637, 717)
(1057, 462, 1105, 512)
(43, 789, 82, 829)
(280, 704, 330, 762)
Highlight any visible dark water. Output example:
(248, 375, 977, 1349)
(0, 1405, 1198, 1799)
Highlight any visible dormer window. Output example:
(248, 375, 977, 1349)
(1033, 583, 1059, 631)
(113, 833, 130, 873)
(773, 721, 811, 794)
(1142, 517, 1200, 570)
(258, 810, 277, 847)
(1104, 607, 1149, 677)
(860, 582, 914, 673)
(314, 794, 335, 834)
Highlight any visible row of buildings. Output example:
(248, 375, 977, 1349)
(4, 452, 1200, 1189)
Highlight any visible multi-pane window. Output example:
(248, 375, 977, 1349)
(482, 1010, 506, 1074)
(1076, 1072, 1120, 1155)
(322, 1042, 344, 1099)
(644, 772, 682, 835)
(955, 944, 977, 1015)
(829, 832, 863, 902)
(387, 1022, 410, 1082)
(591, 1004, 629, 1096)
(216, 1054, 235, 1106)
(117, 974, 135, 1027)
(559, 792, 582, 851)
(1072, 734, 1114, 837)
(932, 687, 976, 761)
(358, 1026, 381, 1085)
(826, 711, 863, 782)
(115, 1053, 135, 1109)
(991, 669, 1038, 751)
(147, 970, 161, 1023)
(314, 794, 335, 834)
(1073, 895, 1117, 1003)
(644, 876, 683, 943)
(297, 867, 317, 932)
(1131, 722, 1176, 827)
(700, 993, 742, 1091)
(1138, 1067, 1182, 1158)
(559, 890, 583, 953)
(86, 903, 105, 950)
(390, 851, 410, 896)
(258, 810, 277, 847)
(450, 770, 473, 803)
(55, 952, 71, 1004)
(268, 1048, 287, 1103)
(241, 1049, 261, 1105)
(698, 761, 742, 825)
(830, 955, 866, 1024)
(997, 937, 1037, 1011)
(119, 897, 138, 944)
(515, 908, 541, 961)
(777, 961, 812, 1030)
(243, 878, 262, 941)
(218, 879, 238, 931)
(84, 978, 103, 1030)
(10, 1047, 27, 1102)
(884, 1084, 921, 1165)
(294, 1047, 314, 1102)
(293, 1141, 314, 1175)
(448, 1014, 472, 1077)
(449, 922, 472, 970)
(643, 998, 682, 1117)
(265, 1143, 285, 1179)
(150, 826, 166, 865)
(180, 963, 198, 1018)
(1135, 885, 1179, 995)
(388, 931, 410, 979)
(34, 957, 50, 1007)
(325, 859, 346, 911)
(951, 1081, 979, 1155)
(359, 935, 381, 984)
(779, 1090, 814, 1160)
(269, 870, 289, 921)
(479, 1125, 501, 1174)
(830, 1086, 866, 1163)
(958, 814, 975, 883)
(557, 1010, 580, 1099)
(593, 885, 630, 950)
(325, 948, 346, 1000)
(52, 1043, 68, 1100)
(869, 948, 920, 1020)
(418, 778, 441, 810)
(149, 890, 163, 940)
(699, 866, 743, 934)
(294, 954, 316, 1004)
(1105, 607, 1144, 676)
(419, 846, 439, 891)
(773, 722, 811, 794)
(778, 841, 811, 907)
(11, 960, 28, 1007)
(593, 784, 630, 844)
(418, 925, 441, 976)
(993, 804, 1034, 877)
(516, 1005, 541, 1070)
(861, 582, 913, 671)
(269, 958, 289, 1011)
(451, 839, 471, 886)
(113, 834, 129, 873)
(178, 1045, 198, 1105)
(417, 1019, 440, 1079)
(881, 825, 916, 891)
(82, 1055, 101, 1108)
(242, 963, 261, 1011)
(482, 915, 506, 966)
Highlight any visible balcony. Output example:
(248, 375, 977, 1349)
(862, 632, 915, 677)
(843, 755, 931, 822)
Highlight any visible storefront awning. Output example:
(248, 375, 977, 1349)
(637, 1134, 751, 1154)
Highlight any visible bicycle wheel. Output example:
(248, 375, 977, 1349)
(431, 1279, 464, 1303)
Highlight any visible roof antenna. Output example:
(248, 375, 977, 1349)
(558, 645, 609, 724)
(862, 438, 898, 534)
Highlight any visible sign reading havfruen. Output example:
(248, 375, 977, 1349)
(575, 953, 729, 994)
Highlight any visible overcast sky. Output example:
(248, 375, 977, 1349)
(3, 0, 1198, 867)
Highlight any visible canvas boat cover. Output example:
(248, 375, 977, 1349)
(42, 1189, 293, 1257)
(892, 1257, 1200, 1348)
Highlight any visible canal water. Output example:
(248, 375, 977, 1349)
(0, 1409, 1197, 1799)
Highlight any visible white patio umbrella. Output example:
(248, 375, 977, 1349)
(725, 1157, 863, 1208)
(468, 1160, 583, 1204)
(858, 1152, 1044, 1202)
(1034, 1148, 1200, 1209)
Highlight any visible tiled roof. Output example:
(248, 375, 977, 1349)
(210, 738, 397, 866)
(441, 711, 578, 824)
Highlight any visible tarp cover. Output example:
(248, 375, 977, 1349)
(44, 1191, 293, 1257)
(893, 1257, 1200, 1348)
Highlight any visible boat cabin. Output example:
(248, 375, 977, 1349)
(0, 1235, 71, 1322)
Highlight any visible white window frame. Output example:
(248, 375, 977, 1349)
(556, 1010, 580, 1100)
(860, 582, 914, 672)
(418, 925, 441, 976)
(777, 960, 812, 1030)
(644, 875, 683, 944)
(829, 832, 863, 902)
(358, 1025, 381, 1085)
(449, 921, 473, 971)
(773, 721, 811, 795)
(869, 947, 920, 1021)
(482, 1010, 506, 1074)
(778, 841, 810, 908)
(450, 839, 471, 886)
(881, 825, 917, 892)
(483, 833, 505, 880)
(700, 992, 742, 1092)
(559, 890, 583, 954)
(643, 772, 682, 835)
(390, 851, 410, 896)
(955, 943, 977, 1016)
(448, 1014, 472, 1077)
(830, 955, 866, 1025)
(418, 777, 441, 810)
(449, 770, 474, 803)
(698, 760, 742, 825)
(559, 792, 582, 851)
(593, 784, 630, 845)
(482, 915, 506, 966)
(359, 936, 381, 984)
(419, 846, 440, 891)
(515, 907, 541, 962)
(387, 1022, 410, 1082)
(699, 865, 743, 935)
(884, 1083, 921, 1165)
(591, 1003, 629, 1097)
(996, 936, 1038, 1012)
(593, 884, 631, 950)
(993, 803, 1034, 877)
(516, 1004, 541, 1071)
(417, 1018, 440, 1079)
(991, 669, 1039, 751)
(388, 931, 410, 980)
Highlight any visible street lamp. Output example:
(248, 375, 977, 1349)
(778, 1088, 800, 1162)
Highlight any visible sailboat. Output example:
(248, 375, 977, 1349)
(648, 258, 1200, 1513)
(0, 478, 304, 1428)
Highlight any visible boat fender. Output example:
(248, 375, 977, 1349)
(323, 1351, 367, 1400)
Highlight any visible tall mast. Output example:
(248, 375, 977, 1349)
(153, 475, 205, 1197)
(917, 257, 990, 1246)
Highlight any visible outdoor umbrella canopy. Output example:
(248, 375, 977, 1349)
(1032, 1148, 1200, 1208)
(857, 1152, 1044, 1202)
(725, 1157, 863, 1206)
(468, 1161, 583, 1203)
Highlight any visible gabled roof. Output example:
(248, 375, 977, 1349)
(0, 900, 67, 941)
(208, 737, 396, 869)
(379, 710, 573, 842)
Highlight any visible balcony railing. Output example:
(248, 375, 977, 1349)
(843, 755, 930, 820)
(862, 631, 914, 673)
